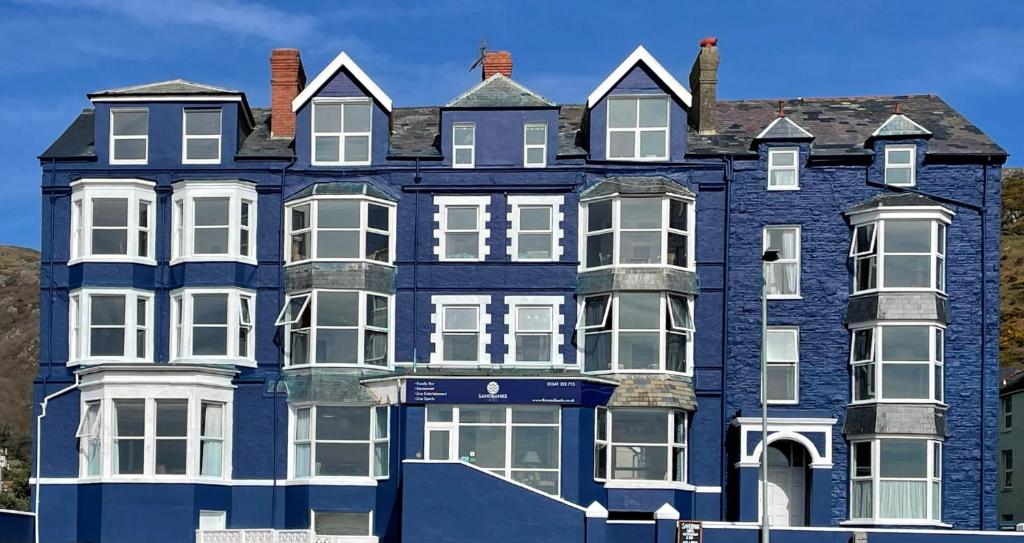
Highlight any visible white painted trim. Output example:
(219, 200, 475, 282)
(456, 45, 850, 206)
(280, 290, 395, 369)
(109, 108, 149, 165)
(763, 225, 801, 299)
(602, 480, 722, 493)
(586, 45, 692, 108)
(181, 108, 223, 165)
(67, 288, 155, 367)
(755, 116, 814, 140)
(430, 295, 492, 364)
(170, 180, 258, 265)
(503, 295, 565, 364)
(287, 404, 391, 481)
(309, 98, 373, 166)
(0, 509, 35, 516)
(31, 477, 379, 487)
(604, 95, 670, 161)
(69, 179, 157, 265)
(654, 503, 680, 520)
(699, 521, 989, 534)
(579, 194, 695, 272)
(764, 326, 799, 405)
(168, 287, 257, 366)
(283, 195, 396, 266)
(507, 194, 565, 262)
(585, 501, 608, 518)
(884, 144, 917, 187)
(523, 121, 548, 168)
(94, 96, 243, 104)
(766, 147, 800, 191)
(451, 122, 475, 168)
(733, 417, 837, 468)
(871, 114, 932, 137)
(433, 195, 490, 262)
(293, 51, 393, 113)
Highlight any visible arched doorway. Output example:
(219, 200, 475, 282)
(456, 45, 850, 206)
(762, 440, 809, 527)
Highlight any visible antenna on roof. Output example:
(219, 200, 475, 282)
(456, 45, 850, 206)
(469, 39, 489, 71)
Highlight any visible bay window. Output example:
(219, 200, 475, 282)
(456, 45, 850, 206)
(291, 405, 390, 479)
(171, 181, 257, 263)
(276, 290, 392, 367)
(285, 197, 394, 264)
(312, 99, 372, 165)
(581, 195, 692, 269)
(113, 399, 145, 475)
(76, 401, 102, 477)
(69, 289, 153, 364)
(606, 96, 669, 160)
(580, 292, 693, 374)
(171, 288, 255, 364)
(200, 402, 226, 477)
(70, 179, 155, 263)
(850, 218, 947, 293)
(595, 408, 687, 483)
(155, 400, 188, 475)
(850, 324, 944, 403)
(850, 438, 942, 523)
(424, 405, 560, 495)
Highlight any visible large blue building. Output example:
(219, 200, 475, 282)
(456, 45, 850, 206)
(32, 40, 1006, 543)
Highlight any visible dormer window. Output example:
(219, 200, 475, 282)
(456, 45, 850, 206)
(581, 195, 692, 270)
(884, 145, 916, 186)
(767, 148, 799, 190)
(606, 96, 669, 161)
(110, 109, 148, 165)
(453, 123, 475, 168)
(183, 109, 222, 164)
(523, 122, 547, 167)
(312, 99, 371, 166)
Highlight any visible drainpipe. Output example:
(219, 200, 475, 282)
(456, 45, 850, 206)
(273, 158, 295, 528)
(721, 156, 733, 519)
(34, 374, 79, 543)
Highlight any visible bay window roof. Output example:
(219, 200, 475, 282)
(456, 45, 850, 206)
(580, 176, 693, 200)
(286, 181, 396, 203)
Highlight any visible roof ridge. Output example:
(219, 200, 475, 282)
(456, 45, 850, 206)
(719, 93, 940, 105)
(90, 78, 242, 96)
(445, 73, 554, 108)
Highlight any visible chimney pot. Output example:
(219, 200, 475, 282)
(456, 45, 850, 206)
(270, 48, 306, 138)
(699, 37, 718, 48)
(482, 51, 513, 80)
(689, 39, 720, 135)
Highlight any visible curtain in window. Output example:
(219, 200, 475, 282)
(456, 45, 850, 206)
(851, 480, 873, 519)
(780, 232, 798, 293)
(295, 411, 311, 477)
(111, 404, 120, 470)
(201, 404, 224, 476)
(879, 480, 927, 519)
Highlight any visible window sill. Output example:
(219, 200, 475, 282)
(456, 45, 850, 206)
(109, 160, 149, 166)
(766, 295, 802, 301)
(284, 363, 392, 371)
(310, 161, 373, 167)
(839, 520, 950, 528)
(182, 159, 222, 166)
(766, 186, 800, 192)
(285, 259, 395, 268)
(170, 255, 258, 266)
(580, 264, 695, 273)
(848, 400, 947, 407)
(282, 478, 379, 487)
(68, 256, 157, 266)
(67, 358, 154, 367)
(170, 357, 257, 368)
(602, 480, 692, 490)
(581, 369, 693, 378)
(604, 156, 669, 162)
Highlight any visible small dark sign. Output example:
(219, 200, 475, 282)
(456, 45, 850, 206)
(677, 520, 702, 543)
(403, 377, 615, 406)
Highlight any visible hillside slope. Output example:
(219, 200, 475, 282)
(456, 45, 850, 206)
(1002, 168, 1024, 367)
(0, 245, 38, 438)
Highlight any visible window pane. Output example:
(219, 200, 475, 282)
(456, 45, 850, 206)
(114, 139, 146, 161)
(460, 405, 506, 423)
(429, 431, 450, 459)
(880, 440, 928, 478)
(618, 293, 660, 329)
(91, 327, 125, 356)
(608, 99, 637, 129)
(608, 132, 635, 158)
(518, 233, 552, 259)
(443, 334, 478, 361)
(318, 200, 359, 228)
(156, 400, 188, 436)
(343, 103, 371, 132)
(620, 232, 661, 264)
(612, 445, 668, 480)
(116, 440, 145, 474)
(315, 512, 369, 537)
(445, 233, 479, 260)
(368, 204, 389, 231)
(91, 295, 125, 325)
(115, 400, 145, 436)
(344, 135, 370, 162)
(193, 327, 228, 356)
(427, 405, 453, 422)
(317, 407, 370, 440)
(294, 443, 311, 477)
(454, 125, 475, 146)
(318, 231, 360, 258)
(194, 228, 229, 254)
(669, 200, 687, 231)
(882, 364, 930, 399)
(447, 207, 478, 230)
(584, 332, 611, 372)
(313, 103, 342, 132)
(444, 307, 478, 330)
(291, 204, 310, 230)
(772, 150, 796, 167)
(516, 334, 551, 362)
(520, 207, 551, 231)
(668, 295, 692, 329)
(525, 147, 544, 165)
(586, 233, 613, 267)
(639, 131, 666, 158)
(366, 295, 389, 328)
(317, 292, 358, 326)
(612, 410, 667, 443)
(525, 125, 546, 145)
(888, 149, 912, 165)
(314, 136, 340, 162)
(881, 326, 929, 361)
(853, 442, 872, 476)
(884, 255, 930, 288)
(766, 228, 797, 259)
(458, 426, 505, 468)
(770, 169, 796, 187)
(366, 232, 389, 262)
(454, 148, 473, 165)
(766, 330, 797, 361)
(620, 198, 662, 229)
(93, 198, 128, 227)
(92, 229, 128, 255)
(512, 406, 558, 424)
(112, 110, 147, 136)
(619, 332, 659, 369)
(194, 198, 229, 226)
(365, 330, 388, 365)
(853, 329, 874, 361)
(588, 200, 613, 231)
(193, 294, 228, 324)
(638, 98, 668, 128)
(315, 329, 358, 364)
(155, 441, 187, 475)
(316, 443, 369, 476)
(512, 426, 558, 468)
(187, 138, 219, 160)
(852, 480, 873, 518)
(885, 221, 931, 253)
(186, 110, 220, 136)
(854, 363, 876, 401)
(518, 307, 551, 332)
(766, 365, 796, 401)
(666, 332, 687, 373)
(584, 296, 610, 327)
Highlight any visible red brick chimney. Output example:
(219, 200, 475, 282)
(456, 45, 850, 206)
(270, 48, 306, 138)
(482, 51, 513, 80)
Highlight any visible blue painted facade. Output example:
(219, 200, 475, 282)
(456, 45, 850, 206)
(33, 44, 1005, 543)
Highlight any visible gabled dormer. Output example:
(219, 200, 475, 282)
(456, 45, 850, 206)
(440, 52, 559, 169)
(753, 112, 814, 191)
(585, 46, 692, 162)
(868, 105, 932, 187)
(88, 79, 254, 168)
(291, 51, 393, 168)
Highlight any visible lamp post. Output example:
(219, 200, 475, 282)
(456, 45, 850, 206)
(760, 249, 780, 543)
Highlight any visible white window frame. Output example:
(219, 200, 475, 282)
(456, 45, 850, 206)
(275, 290, 394, 368)
(429, 295, 491, 365)
(170, 288, 256, 366)
(504, 295, 565, 365)
(77, 371, 235, 482)
(849, 322, 945, 405)
(182, 109, 223, 165)
(764, 326, 799, 405)
(763, 225, 801, 299)
(767, 147, 800, 190)
(198, 511, 227, 531)
(77, 400, 102, 477)
(109, 108, 148, 165)
(523, 122, 547, 167)
(452, 122, 476, 168)
(311, 510, 376, 540)
(579, 195, 695, 271)
(434, 196, 490, 262)
(605, 95, 670, 161)
(1004, 397, 1013, 431)
(423, 405, 562, 496)
(311, 98, 373, 166)
(849, 213, 949, 295)
(70, 179, 156, 265)
(884, 144, 916, 187)
(578, 292, 694, 375)
(284, 196, 395, 265)
(1004, 449, 1015, 490)
(848, 437, 943, 525)
(507, 195, 564, 262)
(288, 404, 390, 481)
(595, 408, 687, 483)
(171, 180, 257, 264)
(68, 288, 154, 366)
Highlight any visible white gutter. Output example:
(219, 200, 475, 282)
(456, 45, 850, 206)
(34, 375, 79, 543)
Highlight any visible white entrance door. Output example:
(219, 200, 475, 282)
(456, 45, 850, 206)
(766, 465, 805, 527)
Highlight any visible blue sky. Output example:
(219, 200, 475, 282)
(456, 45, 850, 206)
(1, 0, 1021, 250)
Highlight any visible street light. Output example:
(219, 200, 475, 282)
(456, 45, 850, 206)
(761, 249, 779, 543)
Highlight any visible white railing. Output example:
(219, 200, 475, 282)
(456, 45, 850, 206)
(196, 531, 377, 543)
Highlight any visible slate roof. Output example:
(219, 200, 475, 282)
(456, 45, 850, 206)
(446, 74, 555, 108)
(389, 107, 441, 158)
(580, 176, 695, 200)
(39, 109, 95, 160)
(606, 374, 696, 411)
(87, 79, 243, 98)
(754, 116, 814, 141)
(287, 180, 396, 202)
(872, 113, 932, 138)
(237, 108, 294, 160)
(845, 192, 945, 214)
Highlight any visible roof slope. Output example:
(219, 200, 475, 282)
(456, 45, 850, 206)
(39, 109, 94, 160)
(237, 108, 294, 160)
(88, 79, 242, 98)
(446, 74, 554, 108)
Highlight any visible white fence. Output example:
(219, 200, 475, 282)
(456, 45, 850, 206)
(195, 530, 375, 543)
